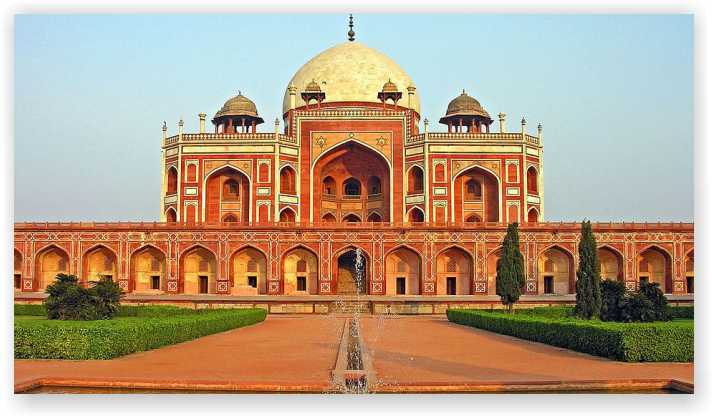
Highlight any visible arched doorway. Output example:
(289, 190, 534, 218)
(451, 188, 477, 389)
(335, 248, 369, 295)
(279, 207, 296, 223)
(407, 166, 424, 194)
(527, 208, 539, 223)
(453, 166, 499, 223)
(14, 249, 23, 291)
(181, 246, 217, 294)
(280, 166, 297, 195)
(204, 166, 250, 224)
(637, 246, 672, 293)
(385, 247, 421, 295)
(130, 246, 166, 293)
(166, 207, 177, 223)
(343, 213, 361, 223)
(538, 246, 575, 295)
(527, 166, 539, 195)
(435, 247, 473, 295)
(166, 166, 178, 195)
(231, 247, 267, 295)
(35, 246, 69, 290)
(83, 245, 117, 285)
(313, 141, 390, 223)
(598, 246, 623, 282)
(282, 247, 319, 295)
(408, 207, 424, 223)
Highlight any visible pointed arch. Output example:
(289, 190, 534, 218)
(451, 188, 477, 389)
(35, 244, 70, 290)
(334, 246, 371, 295)
(280, 165, 297, 195)
(82, 244, 117, 285)
(527, 207, 539, 223)
(407, 206, 425, 223)
(598, 245, 624, 282)
(407, 165, 424, 194)
(321, 212, 337, 223)
(452, 164, 502, 223)
(165, 207, 177, 223)
(230, 245, 268, 295)
(179, 244, 218, 294)
(637, 245, 673, 293)
(202, 164, 252, 224)
(684, 249, 694, 294)
(485, 246, 503, 295)
(279, 207, 297, 223)
(435, 245, 473, 295)
(465, 213, 482, 223)
(527, 165, 539, 195)
(281, 245, 320, 295)
(130, 244, 166, 293)
(166, 166, 178, 195)
(366, 211, 383, 223)
(343, 213, 362, 223)
(538, 244, 575, 295)
(385, 245, 422, 295)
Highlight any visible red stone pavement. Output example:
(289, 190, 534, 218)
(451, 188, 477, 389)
(359, 316, 693, 389)
(15, 315, 346, 392)
(15, 315, 693, 392)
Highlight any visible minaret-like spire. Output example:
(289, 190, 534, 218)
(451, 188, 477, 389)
(347, 14, 355, 41)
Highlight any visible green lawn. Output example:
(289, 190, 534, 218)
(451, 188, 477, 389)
(15, 306, 267, 360)
(447, 307, 693, 362)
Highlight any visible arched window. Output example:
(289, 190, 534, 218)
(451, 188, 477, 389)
(527, 167, 538, 195)
(367, 176, 382, 195)
(464, 178, 482, 201)
(223, 179, 240, 200)
(465, 213, 481, 223)
(507, 163, 518, 183)
(343, 213, 361, 223)
(222, 214, 238, 223)
(321, 213, 336, 223)
(343, 178, 361, 197)
(409, 208, 424, 223)
(322, 176, 336, 196)
(528, 208, 539, 223)
(434, 164, 445, 182)
(186, 163, 197, 182)
(280, 166, 296, 194)
(367, 212, 383, 222)
(166, 167, 178, 195)
(408, 166, 424, 194)
(166, 208, 177, 223)
(280, 208, 296, 223)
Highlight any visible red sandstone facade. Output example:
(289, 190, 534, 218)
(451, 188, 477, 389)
(14, 37, 694, 302)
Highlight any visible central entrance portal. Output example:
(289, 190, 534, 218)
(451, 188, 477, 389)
(337, 249, 368, 295)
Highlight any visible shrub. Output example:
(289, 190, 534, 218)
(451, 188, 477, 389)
(638, 281, 670, 321)
(43, 273, 124, 321)
(446, 308, 693, 362)
(15, 308, 267, 360)
(600, 279, 626, 322)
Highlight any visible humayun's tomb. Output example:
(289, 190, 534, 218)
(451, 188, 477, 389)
(14, 19, 693, 313)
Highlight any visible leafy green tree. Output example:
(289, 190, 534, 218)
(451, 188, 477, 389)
(90, 276, 124, 318)
(575, 220, 602, 319)
(496, 223, 526, 313)
(43, 273, 123, 320)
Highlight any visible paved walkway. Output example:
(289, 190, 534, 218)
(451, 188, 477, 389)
(359, 316, 693, 390)
(15, 315, 345, 392)
(15, 315, 693, 392)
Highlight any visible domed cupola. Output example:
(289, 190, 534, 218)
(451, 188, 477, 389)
(439, 90, 493, 133)
(301, 79, 326, 109)
(212, 92, 264, 133)
(377, 78, 402, 108)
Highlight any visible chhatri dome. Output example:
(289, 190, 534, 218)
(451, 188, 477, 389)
(282, 41, 420, 114)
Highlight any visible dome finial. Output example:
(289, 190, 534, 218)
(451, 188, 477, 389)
(347, 14, 355, 41)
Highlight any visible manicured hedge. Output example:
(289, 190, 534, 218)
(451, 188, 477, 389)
(15, 303, 198, 317)
(447, 308, 693, 362)
(669, 306, 694, 319)
(15, 308, 267, 360)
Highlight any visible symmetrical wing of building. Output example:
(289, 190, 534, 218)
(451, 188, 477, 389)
(14, 25, 694, 309)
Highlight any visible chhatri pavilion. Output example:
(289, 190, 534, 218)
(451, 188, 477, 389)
(14, 17, 693, 313)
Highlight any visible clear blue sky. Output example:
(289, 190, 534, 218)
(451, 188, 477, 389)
(14, 14, 693, 222)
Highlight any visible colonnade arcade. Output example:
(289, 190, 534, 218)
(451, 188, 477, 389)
(13, 231, 694, 296)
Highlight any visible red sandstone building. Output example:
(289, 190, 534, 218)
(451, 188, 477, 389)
(14, 24, 694, 312)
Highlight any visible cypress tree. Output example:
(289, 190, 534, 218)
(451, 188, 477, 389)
(574, 220, 602, 319)
(496, 223, 526, 313)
